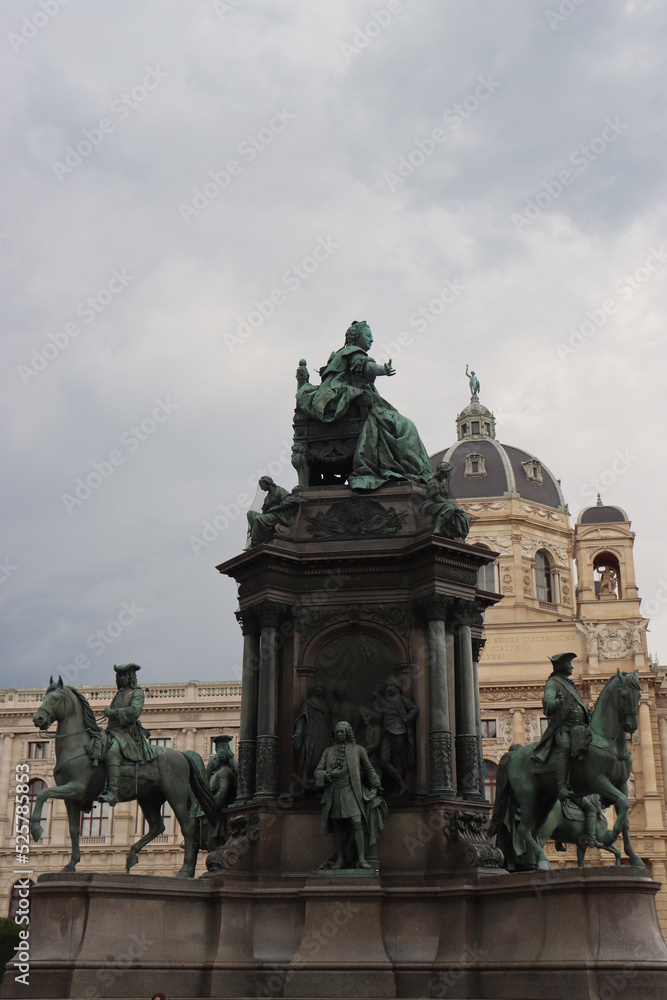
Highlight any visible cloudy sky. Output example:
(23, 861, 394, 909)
(2, 0, 666, 690)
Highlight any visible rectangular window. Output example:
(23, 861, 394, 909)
(150, 737, 172, 748)
(471, 420, 480, 434)
(28, 741, 46, 759)
(80, 802, 109, 838)
(480, 719, 497, 739)
(471, 460, 479, 474)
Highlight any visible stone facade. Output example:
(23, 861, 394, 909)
(0, 681, 241, 910)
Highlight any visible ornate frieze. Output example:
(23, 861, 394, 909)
(305, 498, 408, 539)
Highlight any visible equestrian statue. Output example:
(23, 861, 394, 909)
(490, 654, 643, 871)
(29, 668, 217, 878)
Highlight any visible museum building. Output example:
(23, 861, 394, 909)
(1, 388, 666, 933)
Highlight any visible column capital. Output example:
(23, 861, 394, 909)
(418, 594, 455, 622)
(257, 600, 290, 629)
(235, 608, 261, 636)
(450, 599, 485, 629)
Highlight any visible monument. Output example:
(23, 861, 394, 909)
(5, 324, 667, 998)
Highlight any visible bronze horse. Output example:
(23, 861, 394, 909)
(30, 677, 217, 878)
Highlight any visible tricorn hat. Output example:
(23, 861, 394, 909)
(212, 734, 233, 746)
(114, 663, 141, 673)
(549, 652, 577, 668)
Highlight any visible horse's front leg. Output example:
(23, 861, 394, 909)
(63, 799, 82, 872)
(31, 781, 83, 842)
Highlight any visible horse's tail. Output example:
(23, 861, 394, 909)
(182, 750, 218, 828)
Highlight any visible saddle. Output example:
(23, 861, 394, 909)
(531, 724, 592, 774)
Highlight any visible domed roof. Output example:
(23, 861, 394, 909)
(577, 494, 628, 524)
(430, 390, 566, 510)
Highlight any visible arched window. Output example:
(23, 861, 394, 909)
(535, 550, 553, 604)
(80, 802, 110, 838)
(484, 761, 498, 804)
(593, 551, 621, 599)
(8, 880, 34, 919)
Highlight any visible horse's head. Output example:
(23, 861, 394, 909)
(615, 667, 641, 734)
(32, 675, 67, 731)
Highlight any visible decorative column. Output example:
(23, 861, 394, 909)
(472, 635, 486, 793)
(455, 602, 484, 798)
(512, 708, 525, 746)
(638, 698, 664, 829)
(659, 715, 667, 808)
(254, 602, 286, 800)
(423, 596, 454, 795)
(235, 608, 261, 803)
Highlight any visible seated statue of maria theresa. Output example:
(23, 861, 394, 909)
(292, 320, 436, 490)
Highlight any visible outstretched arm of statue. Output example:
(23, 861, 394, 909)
(364, 359, 396, 379)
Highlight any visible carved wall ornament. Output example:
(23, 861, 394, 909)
(293, 606, 347, 643)
(520, 538, 535, 559)
(523, 572, 532, 596)
(443, 810, 503, 869)
(498, 711, 514, 744)
(585, 544, 624, 564)
(472, 534, 512, 555)
(501, 569, 514, 595)
(465, 501, 508, 512)
(518, 504, 562, 522)
(305, 498, 408, 539)
(523, 712, 542, 744)
(363, 604, 412, 643)
(205, 814, 260, 873)
(578, 620, 646, 660)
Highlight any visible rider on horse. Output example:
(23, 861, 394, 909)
(99, 664, 155, 806)
(532, 652, 591, 802)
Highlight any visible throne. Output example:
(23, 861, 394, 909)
(291, 359, 370, 486)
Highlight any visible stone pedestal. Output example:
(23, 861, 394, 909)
(3, 868, 667, 999)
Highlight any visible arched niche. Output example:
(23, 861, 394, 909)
(304, 627, 403, 711)
(593, 550, 621, 599)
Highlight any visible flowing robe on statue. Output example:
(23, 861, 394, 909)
(296, 345, 435, 491)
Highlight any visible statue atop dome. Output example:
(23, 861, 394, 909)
(466, 363, 480, 397)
